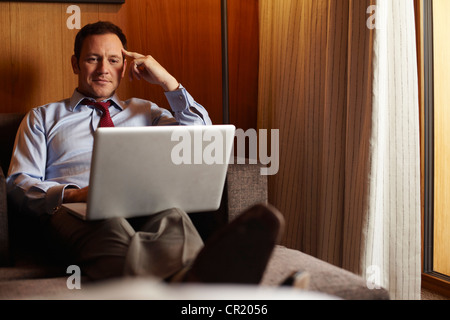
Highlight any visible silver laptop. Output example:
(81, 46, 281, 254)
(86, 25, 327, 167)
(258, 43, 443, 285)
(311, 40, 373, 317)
(62, 125, 236, 220)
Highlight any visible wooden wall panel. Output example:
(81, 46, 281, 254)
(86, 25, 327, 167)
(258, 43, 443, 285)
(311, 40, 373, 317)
(0, 1, 226, 126)
(228, 0, 259, 131)
(2, 2, 66, 113)
(0, 2, 12, 112)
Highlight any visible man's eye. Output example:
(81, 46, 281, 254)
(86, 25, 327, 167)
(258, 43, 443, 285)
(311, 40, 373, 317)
(87, 57, 99, 63)
(110, 59, 120, 64)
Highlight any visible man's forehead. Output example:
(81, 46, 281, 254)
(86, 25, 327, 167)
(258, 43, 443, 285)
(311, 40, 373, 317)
(81, 34, 124, 54)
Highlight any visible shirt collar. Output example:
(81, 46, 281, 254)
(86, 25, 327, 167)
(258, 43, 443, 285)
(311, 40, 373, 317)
(69, 89, 124, 112)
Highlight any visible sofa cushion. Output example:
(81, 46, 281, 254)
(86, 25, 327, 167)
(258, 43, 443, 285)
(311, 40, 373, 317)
(0, 245, 389, 300)
(0, 265, 66, 282)
(226, 161, 268, 221)
(0, 277, 75, 299)
(262, 246, 390, 300)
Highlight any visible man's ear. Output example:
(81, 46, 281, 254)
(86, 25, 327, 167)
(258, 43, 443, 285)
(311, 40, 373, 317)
(71, 55, 80, 74)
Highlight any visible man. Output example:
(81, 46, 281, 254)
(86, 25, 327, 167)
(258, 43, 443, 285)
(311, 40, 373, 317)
(6, 21, 284, 284)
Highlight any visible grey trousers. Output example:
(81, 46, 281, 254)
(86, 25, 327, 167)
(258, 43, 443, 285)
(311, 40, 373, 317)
(45, 208, 204, 281)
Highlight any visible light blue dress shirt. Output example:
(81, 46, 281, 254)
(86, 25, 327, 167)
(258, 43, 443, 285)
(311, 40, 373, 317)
(6, 86, 212, 217)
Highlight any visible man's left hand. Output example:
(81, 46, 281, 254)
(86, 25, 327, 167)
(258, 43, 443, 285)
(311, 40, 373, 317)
(122, 49, 180, 92)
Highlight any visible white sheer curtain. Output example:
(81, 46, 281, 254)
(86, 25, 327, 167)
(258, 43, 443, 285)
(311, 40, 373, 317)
(365, 0, 421, 300)
(258, 0, 421, 300)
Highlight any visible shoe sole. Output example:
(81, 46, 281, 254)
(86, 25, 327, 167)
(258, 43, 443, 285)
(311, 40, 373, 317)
(184, 203, 285, 284)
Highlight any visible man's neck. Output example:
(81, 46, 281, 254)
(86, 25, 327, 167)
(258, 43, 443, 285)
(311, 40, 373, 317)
(76, 88, 115, 102)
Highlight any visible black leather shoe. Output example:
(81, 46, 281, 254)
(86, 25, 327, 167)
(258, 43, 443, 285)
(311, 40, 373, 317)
(182, 203, 285, 284)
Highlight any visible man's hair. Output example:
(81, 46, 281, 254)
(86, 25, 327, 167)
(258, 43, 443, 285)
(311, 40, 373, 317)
(74, 21, 127, 61)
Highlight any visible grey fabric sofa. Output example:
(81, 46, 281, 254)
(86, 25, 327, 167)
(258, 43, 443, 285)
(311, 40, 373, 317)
(0, 113, 390, 300)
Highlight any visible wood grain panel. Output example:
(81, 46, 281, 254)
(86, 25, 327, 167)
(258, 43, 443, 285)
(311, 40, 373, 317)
(8, 2, 65, 111)
(0, 2, 12, 112)
(0, 1, 225, 126)
(433, 0, 450, 277)
(228, 0, 259, 131)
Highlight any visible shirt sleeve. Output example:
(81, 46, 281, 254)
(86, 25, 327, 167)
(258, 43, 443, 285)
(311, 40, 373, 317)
(6, 110, 78, 217)
(164, 84, 213, 125)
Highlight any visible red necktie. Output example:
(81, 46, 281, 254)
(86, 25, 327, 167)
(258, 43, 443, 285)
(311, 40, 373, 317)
(82, 99, 115, 127)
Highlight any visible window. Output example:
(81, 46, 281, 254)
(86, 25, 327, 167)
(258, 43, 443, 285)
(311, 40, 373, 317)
(422, 0, 450, 297)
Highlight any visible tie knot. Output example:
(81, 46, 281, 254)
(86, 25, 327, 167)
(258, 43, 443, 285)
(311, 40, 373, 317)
(81, 99, 111, 112)
(81, 99, 114, 127)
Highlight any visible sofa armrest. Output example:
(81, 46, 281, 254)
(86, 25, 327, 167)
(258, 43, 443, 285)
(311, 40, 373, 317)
(0, 170, 10, 266)
(226, 161, 268, 221)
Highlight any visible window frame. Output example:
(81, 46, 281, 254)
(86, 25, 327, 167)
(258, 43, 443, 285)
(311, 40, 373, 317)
(422, 0, 450, 296)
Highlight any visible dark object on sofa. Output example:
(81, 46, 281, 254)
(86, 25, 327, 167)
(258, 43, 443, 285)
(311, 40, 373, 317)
(0, 113, 25, 267)
(0, 113, 390, 300)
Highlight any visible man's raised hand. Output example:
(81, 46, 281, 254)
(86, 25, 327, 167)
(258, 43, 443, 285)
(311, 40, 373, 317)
(122, 48, 179, 92)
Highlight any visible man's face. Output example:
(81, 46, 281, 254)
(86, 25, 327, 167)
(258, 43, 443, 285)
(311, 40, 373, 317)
(72, 33, 127, 101)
